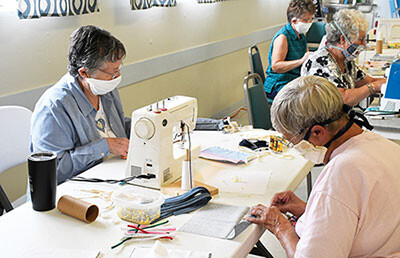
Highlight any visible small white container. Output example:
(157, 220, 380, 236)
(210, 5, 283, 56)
(111, 186, 164, 224)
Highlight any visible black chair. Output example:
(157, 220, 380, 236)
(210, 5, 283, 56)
(248, 45, 266, 83)
(0, 184, 13, 216)
(243, 73, 272, 130)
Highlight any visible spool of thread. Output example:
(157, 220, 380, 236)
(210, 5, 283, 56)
(181, 149, 194, 190)
(376, 31, 383, 54)
(57, 195, 99, 223)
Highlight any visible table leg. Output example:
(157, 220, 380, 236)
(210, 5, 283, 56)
(250, 240, 274, 258)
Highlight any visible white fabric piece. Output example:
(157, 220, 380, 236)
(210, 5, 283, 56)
(179, 203, 249, 239)
(130, 241, 210, 258)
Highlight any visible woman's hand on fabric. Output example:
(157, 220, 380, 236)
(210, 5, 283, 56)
(106, 137, 129, 156)
(270, 191, 306, 217)
(245, 204, 291, 234)
(246, 204, 300, 258)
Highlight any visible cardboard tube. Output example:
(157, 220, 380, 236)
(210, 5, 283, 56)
(376, 40, 383, 54)
(57, 195, 99, 223)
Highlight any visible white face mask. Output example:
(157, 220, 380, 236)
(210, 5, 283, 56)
(86, 76, 122, 96)
(293, 140, 327, 164)
(294, 21, 312, 35)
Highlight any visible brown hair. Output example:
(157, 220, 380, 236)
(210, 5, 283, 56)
(287, 0, 316, 22)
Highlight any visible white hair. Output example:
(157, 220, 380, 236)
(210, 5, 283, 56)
(326, 9, 368, 45)
(271, 76, 344, 136)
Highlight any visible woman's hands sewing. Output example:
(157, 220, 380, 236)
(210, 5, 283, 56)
(270, 190, 306, 218)
(246, 204, 291, 234)
(106, 137, 129, 157)
(246, 204, 299, 258)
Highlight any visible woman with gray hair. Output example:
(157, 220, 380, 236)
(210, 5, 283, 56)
(246, 76, 400, 257)
(30, 25, 131, 184)
(301, 9, 386, 106)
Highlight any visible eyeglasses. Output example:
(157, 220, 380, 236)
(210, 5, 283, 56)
(282, 132, 304, 148)
(299, 17, 313, 23)
(97, 65, 123, 80)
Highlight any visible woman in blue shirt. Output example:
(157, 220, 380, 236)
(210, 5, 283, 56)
(30, 26, 131, 184)
(264, 0, 315, 102)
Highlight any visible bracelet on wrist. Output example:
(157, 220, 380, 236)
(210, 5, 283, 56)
(366, 83, 374, 95)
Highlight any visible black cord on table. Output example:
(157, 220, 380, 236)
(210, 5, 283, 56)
(69, 173, 156, 184)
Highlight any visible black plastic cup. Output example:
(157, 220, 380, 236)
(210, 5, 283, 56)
(28, 151, 57, 211)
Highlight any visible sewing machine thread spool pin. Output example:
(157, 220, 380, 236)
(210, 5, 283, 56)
(154, 102, 161, 114)
(161, 99, 167, 111)
(181, 149, 193, 190)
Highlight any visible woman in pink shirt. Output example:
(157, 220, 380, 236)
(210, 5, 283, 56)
(247, 76, 400, 257)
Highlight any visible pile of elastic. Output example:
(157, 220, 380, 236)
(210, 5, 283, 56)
(152, 186, 212, 224)
(112, 220, 174, 249)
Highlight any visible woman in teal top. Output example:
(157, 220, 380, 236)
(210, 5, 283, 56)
(264, 0, 315, 102)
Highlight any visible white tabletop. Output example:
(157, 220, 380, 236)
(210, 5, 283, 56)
(0, 130, 313, 258)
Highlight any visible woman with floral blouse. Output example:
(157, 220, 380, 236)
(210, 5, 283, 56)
(301, 9, 386, 106)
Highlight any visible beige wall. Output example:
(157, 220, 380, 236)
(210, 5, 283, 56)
(119, 41, 272, 117)
(0, 0, 287, 203)
(0, 0, 288, 114)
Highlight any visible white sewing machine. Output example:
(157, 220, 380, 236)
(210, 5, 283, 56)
(125, 96, 201, 189)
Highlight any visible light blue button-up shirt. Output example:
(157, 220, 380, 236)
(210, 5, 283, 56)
(30, 73, 131, 184)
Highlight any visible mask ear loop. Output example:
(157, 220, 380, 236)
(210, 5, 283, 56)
(332, 21, 353, 45)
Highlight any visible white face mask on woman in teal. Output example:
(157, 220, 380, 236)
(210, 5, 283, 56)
(294, 21, 313, 35)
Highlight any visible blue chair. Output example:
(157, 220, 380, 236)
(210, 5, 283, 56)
(306, 20, 326, 51)
(243, 73, 272, 130)
(248, 45, 266, 83)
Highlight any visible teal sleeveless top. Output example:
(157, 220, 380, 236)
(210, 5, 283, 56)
(264, 23, 307, 101)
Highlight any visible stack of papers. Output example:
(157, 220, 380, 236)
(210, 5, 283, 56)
(199, 146, 257, 164)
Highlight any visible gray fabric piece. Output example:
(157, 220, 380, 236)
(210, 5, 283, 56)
(195, 118, 224, 131)
(179, 203, 249, 239)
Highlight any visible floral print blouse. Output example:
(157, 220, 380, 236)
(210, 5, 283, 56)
(301, 48, 366, 89)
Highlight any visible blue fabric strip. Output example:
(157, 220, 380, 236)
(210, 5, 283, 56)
(152, 186, 212, 223)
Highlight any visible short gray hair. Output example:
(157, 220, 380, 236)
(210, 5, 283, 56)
(271, 76, 344, 136)
(326, 9, 368, 45)
(68, 25, 126, 77)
